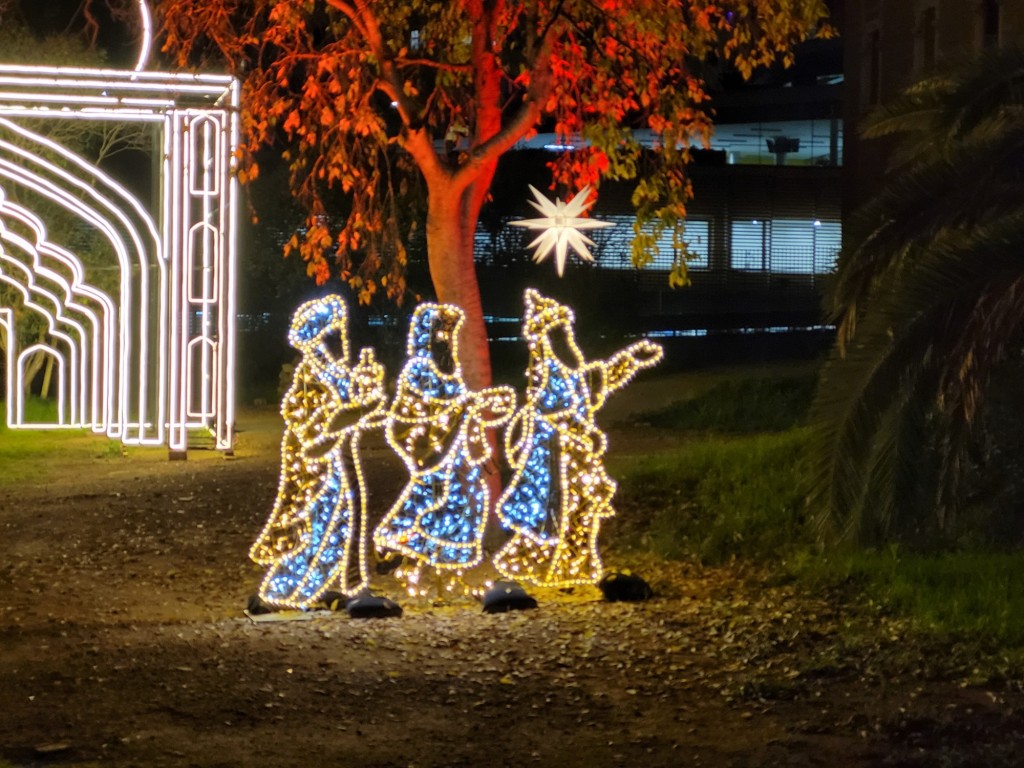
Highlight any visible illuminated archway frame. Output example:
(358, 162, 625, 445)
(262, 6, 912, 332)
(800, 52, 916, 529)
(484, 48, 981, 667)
(0, 64, 240, 453)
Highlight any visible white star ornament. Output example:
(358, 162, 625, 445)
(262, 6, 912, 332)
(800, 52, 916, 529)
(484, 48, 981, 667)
(509, 185, 615, 276)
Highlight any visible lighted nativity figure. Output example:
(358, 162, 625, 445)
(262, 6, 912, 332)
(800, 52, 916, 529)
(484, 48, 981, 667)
(493, 289, 663, 588)
(251, 295, 388, 609)
(374, 303, 516, 579)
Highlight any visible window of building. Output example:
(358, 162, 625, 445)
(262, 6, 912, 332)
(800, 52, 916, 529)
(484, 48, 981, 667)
(731, 220, 767, 271)
(812, 220, 841, 273)
(731, 218, 840, 274)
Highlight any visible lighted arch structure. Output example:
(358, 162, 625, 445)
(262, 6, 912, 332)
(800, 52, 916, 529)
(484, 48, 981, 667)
(0, 57, 240, 452)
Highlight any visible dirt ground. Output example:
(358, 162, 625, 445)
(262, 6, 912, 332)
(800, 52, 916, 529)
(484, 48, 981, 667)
(2, 374, 1023, 767)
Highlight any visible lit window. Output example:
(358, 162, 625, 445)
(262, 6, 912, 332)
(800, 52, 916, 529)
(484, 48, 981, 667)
(811, 220, 841, 273)
(731, 220, 767, 271)
(731, 219, 840, 274)
(594, 216, 708, 270)
(771, 219, 840, 274)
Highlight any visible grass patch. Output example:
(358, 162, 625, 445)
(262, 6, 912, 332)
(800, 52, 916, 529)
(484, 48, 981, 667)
(795, 550, 1024, 648)
(0, 398, 136, 486)
(0, 427, 127, 486)
(612, 428, 812, 564)
(18, 395, 61, 424)
(638, 374, 817, 433)
(614, 364, 1024, 653)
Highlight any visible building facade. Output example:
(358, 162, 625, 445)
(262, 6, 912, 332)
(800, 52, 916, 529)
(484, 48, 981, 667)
(844, 0, 1024, 213)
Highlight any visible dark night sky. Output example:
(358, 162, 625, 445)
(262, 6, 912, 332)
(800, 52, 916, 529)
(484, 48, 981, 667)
(16, 0, 141, 67)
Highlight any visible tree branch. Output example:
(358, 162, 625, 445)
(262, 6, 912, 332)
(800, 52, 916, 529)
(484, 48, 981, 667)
(329, 0, 446, 182)
(396, 57, 472, 73)
(452, 24, 558, 189)
(321, 0, 369, 39)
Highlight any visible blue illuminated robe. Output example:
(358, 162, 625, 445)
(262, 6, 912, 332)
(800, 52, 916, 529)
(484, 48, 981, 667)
(494, 355, 615, 586)
(374, 305, 514, 570)
(252, 351, 383, 607)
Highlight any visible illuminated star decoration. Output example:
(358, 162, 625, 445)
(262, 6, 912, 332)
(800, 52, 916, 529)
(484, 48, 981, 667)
(510, 185, 614, 276)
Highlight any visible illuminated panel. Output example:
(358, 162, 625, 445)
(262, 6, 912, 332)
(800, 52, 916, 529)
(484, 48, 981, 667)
(0, 247, 78, 429)
(9, 219, 114, 431)
(16, 344, 66, 424)
(189, 117, 221, 196)
(0, 192, 116, 431)
(220, 84, 241, 451)
(185, 336, 216, 419)
(0, 67, 238, 118)
(0, 213, 88, 427)
(493, 289, 663, 587)
(0, 119, 161, 443)
(187, 222, 219, 303)
(374, 303, 516, 593)
(166, 109, 238, 452)
(251, 295, 388, 609)
(0, 61, 240, 452)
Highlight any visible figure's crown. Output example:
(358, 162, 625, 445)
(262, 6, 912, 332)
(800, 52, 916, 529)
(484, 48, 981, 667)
(523, 289, 574, 340)
(288, 294, 349, 355)
(407, 302, 464, 357)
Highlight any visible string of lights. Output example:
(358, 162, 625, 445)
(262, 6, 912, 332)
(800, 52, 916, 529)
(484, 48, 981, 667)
(493, 289, 663, 587)
(374, 303, 516, 590)
(250, 290, 663, 605)
(251, 296, 388, 609)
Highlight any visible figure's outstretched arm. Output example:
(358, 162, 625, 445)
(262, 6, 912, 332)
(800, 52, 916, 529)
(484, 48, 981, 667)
(587, 340, 663, 408)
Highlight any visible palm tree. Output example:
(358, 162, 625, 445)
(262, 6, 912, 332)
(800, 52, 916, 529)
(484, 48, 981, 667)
(811, 47, 1024, 545)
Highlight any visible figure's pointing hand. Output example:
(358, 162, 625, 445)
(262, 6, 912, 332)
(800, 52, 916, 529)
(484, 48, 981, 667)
(630, 340, 664, 368)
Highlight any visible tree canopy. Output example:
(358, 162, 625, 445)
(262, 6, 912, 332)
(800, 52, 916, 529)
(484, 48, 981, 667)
(159, 0, 830, 387)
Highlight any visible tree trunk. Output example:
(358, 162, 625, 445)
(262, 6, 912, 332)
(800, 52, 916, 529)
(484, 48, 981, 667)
(420, 31, 510, 536)
(22, 350, 46, 397)
(425, 187, 492, 392)
(425, 184, 506, 539)
(40, 353, 54, 399)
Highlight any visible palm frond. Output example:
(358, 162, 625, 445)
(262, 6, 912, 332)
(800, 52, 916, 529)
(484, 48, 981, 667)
(812, 214, 1024, 543)
(859, 74, 953, 141)
(830, 116, 1024, 335)
(938, 46, 1024, 141)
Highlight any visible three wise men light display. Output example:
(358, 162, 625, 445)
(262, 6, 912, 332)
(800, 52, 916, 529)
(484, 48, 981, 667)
(250, 296, 387, 609)
(493, 289, 663, 588)
(251, 288, 662, 607)
(373, 303, 516, 579)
